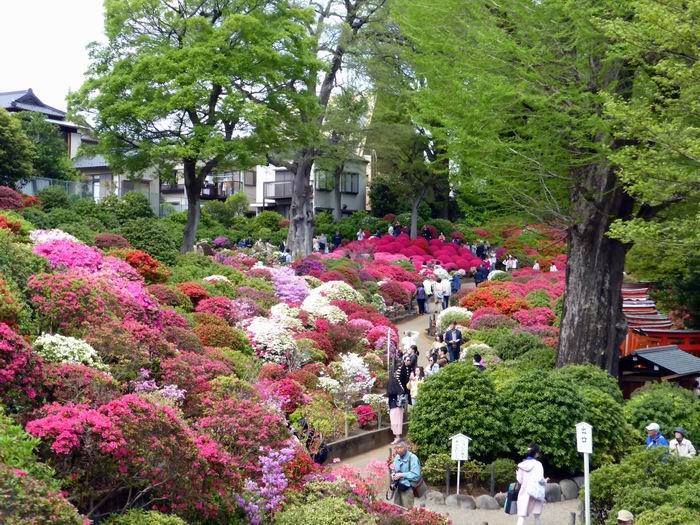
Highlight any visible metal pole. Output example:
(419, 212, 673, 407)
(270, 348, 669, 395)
(584, 452, 591, 525)
(456, 460, 461, 495)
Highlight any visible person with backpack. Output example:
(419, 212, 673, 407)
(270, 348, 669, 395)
(416, 284, 427, 314)
(390, 441, 422, 508)
(515, 443, 547, 525)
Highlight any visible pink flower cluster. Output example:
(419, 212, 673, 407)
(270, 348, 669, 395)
(34, 240, 103, 271)
(512, 307, 556, 327)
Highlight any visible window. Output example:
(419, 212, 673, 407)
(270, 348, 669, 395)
(341, 172, 359, 194)
(314, 172, 334, 191)
(244, 170, 256, 186)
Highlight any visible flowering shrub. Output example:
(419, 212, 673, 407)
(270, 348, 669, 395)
(0, 274, 25, 327)
(0, 322, 43, 409)
(470, 313, 516, 330)
(268, 378, 307, 414)
(122, 249, 170, 283)
(95, 232, 131, 249)
(34, 240, 103, 271)
(321, 353, 375, 436)
(174, 282, 209, 306)
(270, 266, 310, 304)
(29, 228, 79, 245)
(27, 395, 239, 518)
(195, 296, 238, 324)
(437, 306, 473, 332)
(354, 404, 377, 429)
(212, 235, 232, 249)
(246, 267, 272, 280)
(161, 351, 231, 415)
(33, 333, 108, 371)
(44, 363, 120, 407)
(292, 257, 326, 277)
(157, 307, 190, 329)
(193, 322, 250, 352)
(0, 214, 23, 236)
(460, 285, 530, 316)
(245, 316, 298, 364)
(512, 307, 556, 327)
(147, 284, 193, 310)
(0, 186, 24, 209)
(378, 280, 412, 307)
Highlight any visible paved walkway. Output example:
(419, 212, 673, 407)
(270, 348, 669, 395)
(336, 288, 582, 523)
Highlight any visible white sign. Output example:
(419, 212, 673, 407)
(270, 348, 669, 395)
(576, 422, 593, 454)
(450, 433, 471, 461)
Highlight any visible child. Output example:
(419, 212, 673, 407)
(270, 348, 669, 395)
(409, 367, 425, 404)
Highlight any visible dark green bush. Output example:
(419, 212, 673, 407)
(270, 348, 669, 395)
(101, 192, 154, 223)
(502, 370, 586, 471)
(56, 222, 96, 245)
(120, 217, 180, 264)
(170, 252, 244, 284)
(483, 458, 517, 492)
(37, 186, 70, 210)
(422, 453, 455, 485)
(469, 327, 513, 347)
(636, 506, 699, 525)
(275, 497, 375, 525)
(516, 347, 556, 369)
(253, 210, 284, 231)
(426, 218, 456, 235)
(623, 382, 700, 440)
(0, 410, 57, 487)
(553, 365, 623, 403)
(0, 464, 85, 525)
(46, 208, 77, 228)
(103, 509, 188, 525)
(0, 230, 47, 290)
(408, 362, 508, 460)
(20, 207, 51, 229)
(579, 387, 627, 466)
(525, 290, 551, 308)
(494, 331, 545, 360)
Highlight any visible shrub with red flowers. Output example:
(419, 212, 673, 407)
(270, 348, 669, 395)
(470, 313, 516, 330)
(147, 284, 193, 311)
(268, 378, 307, 414)
(326, 322, 365, 360)
(195, 296, 238, 324)
(285, 368, 319, 390)
(0, 214, 23, 235)
(95, 232, 131, 249)
(246, 267, 273, 280)
(512, 307, 556, 327)
(196, 397, 289, 475)
(193, 322, 250, 351)
(26, 395, 239, 519)
(292, 257, 326, 277)
(0, 322, 43, 410)
(378, 280, 412, 307)
(175, 282, 210, 306)
(283, 443, 319, 489)
(354, 404, 377, 429)
(43, 362, 121, 407)
(460, 285, 529, 315)
(157, 307, 190, 329)
(0, 186, 24, 209)
(162, 326, 203, 354)
(122, 249, 170, 283)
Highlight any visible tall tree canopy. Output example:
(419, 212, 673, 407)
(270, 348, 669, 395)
(393, 0, 699, 371)
(0, 109, 36, 188)
(17, 112, 77, 181)
(70, 0, 318, 252)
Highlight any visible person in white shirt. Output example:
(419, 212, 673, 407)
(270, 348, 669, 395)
(357, 229, 365, 241)
(422, 277, 433, 313)
(669, 427, 696, 457)
(549, 263, 558, 272)
(440, 278, 451, 309)
(532, 261, 540, 271)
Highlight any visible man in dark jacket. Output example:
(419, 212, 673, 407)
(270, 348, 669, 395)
(332, 231, 342, 250)
(416, 284, 427, 314)
(444, 321, 462, 362)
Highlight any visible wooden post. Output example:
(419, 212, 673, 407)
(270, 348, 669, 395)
(569, 512, 576, 525)
(490, 462, 495, 496)
(445, 463, 451, 495)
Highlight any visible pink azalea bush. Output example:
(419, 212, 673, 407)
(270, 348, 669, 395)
(0, 322, 43, 407)
(34, 240, 103, 271)
(512, 307, 556, 327)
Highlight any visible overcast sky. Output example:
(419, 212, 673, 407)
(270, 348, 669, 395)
(0, 0, 105, 110)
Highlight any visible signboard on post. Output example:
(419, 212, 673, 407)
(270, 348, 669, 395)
(575, 422, 593, 525)
(450, 434, 471, 495)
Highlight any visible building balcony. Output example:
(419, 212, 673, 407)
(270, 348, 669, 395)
(264, 180, 292, 200)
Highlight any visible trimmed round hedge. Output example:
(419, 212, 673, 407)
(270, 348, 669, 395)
(408, 362, 508, 460)
(103, 510, 188, 525)
(624, 382, 700, 440)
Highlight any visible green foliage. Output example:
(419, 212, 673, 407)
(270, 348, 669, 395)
(494, 331, 546, 361)
(579, 387, 627, 466)
(517, 347, 556, 370)
(422, 453, 454, 485)
(503, 370, 587, 472)
(275, 496, 376, 525)
(253, 211, 285, 231)
(20, 207, 51, 229)
(101, 192, 154, 223)
(170, 252, 244, 284)
(484, 458, 517, 492)
(17, 112, 77, 181)
(0, 109, 36, 188)
(37, 186, 70, 210)
(56, 222, 97, 245)
(525, 290, 551, 308)
(624, 382, 700, 440)
(203, 192, 250, 227)
(0, 229, 47, 290)
(224, 351, 260, 381)
(120, 218, 180, 264)
(469, 327, 513, 347)
(553, 365, 623, 403)
(0, 464, 85, 525)
(636, 505, 699, 525)
(408, 362, 508, 460)
(103, 509, 188, 525)
(0, 410, 57, 487)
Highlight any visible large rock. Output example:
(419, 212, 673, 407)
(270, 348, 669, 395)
(476, 494, 500, 510)
(545, 482, 562, 503)
(425, 490, 445, 505)
(494, 492, 507, 507)
(560, 479, 579, 500)
(572, 476, 585, 488)
(445, 494, 477, 509)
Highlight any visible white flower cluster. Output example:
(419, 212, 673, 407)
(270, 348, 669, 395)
(304, 280, 365, 306)
(203, 275, 232, 284)
(269, 303, 304, 331)
(488, 270, 508, 281)
(245, 316, 298, 364)
(29, 229, 80, 245)
(315, 305, 348, 324)
(370, 294, 386, 314)
(318, 376, 340, 394)
(437, 306, 473, 332)
(33, 333, 108, 371)
(362, 393, 387, 408)
(326, 353, 376, 404)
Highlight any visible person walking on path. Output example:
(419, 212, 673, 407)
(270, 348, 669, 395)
(390, 441, 422, 509)
(440, 277, 452, 309)
(451, 271, 462, 294)
(669, 427, 696, 457)
(645, 422, 669, 449)
(387, 365, 409, 444)
(445, 321, 462, 362)
(332, 231, 342, 250)
(416, 284, 427, 314)
(422, 277, 434, 314)
(409, 366, 425, 404)
(516, 443, 547, 525)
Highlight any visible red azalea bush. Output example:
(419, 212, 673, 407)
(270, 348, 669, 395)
(195, 296, 237, 324)
(157, 307, 190, 329)
(95, 232, 131, 249)
(326, 322, 365, 359)
(259, 362, 287, 381)
(175, 282, 210, 306)
(283, 443, 319, 489)
(195, 397, 289, 475)
(286, 368, 319, 390)
(0, 322, 43, 409)
(379, 281, 412, 307)
(147, 284, 193, 311)
(123, 249, 170, 283)
(193, 322, 249, 349)
(26, 395, 239, 519)
(246, 267, 272, 280)
(460, 285, 529, 315)
(0, 186, 24, 209)
(354, 404, 377, 429)
(43, 362, 121, 407)
(470, 313, 516, 330)
(0, 215, 23, 235)
(348, 310, 393, 327)
(512, 307, 555, 327)
(268, 378, 306, 413)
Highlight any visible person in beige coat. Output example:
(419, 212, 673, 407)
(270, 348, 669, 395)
(669, 427, 696, 457)
(516, 444, 547, 525)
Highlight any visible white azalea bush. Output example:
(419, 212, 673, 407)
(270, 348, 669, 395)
(437, 306, 473, 332)
(245, 316, 298, 365)
(487, 270, 509, 281)
(269, 303, 305, 331)
(321, 353, 376, 436)
(33, 333, 108, 371)
(29, 228, 80, 245)
(202, 274, 232, 284)
(302, 280, 364, 309)
(314, 305, 347, 324)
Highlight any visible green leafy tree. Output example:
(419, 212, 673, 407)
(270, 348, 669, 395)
(392, 0, 699, 371)
(0, 109, 35, 188)
(202, 192, 249, 227)
(17, 112, 77, 180)
(70, 0, 318, 253)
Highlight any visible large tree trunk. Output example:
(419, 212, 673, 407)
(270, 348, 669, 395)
(287, 154, 315, 257)
(181, 159, 203, 253)
(556, 163, 634, 374)
(410, 197, 421, 240)
(333, 164, 344, 222)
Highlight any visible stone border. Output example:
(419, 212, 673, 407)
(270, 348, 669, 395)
(327, 422, 408, 461)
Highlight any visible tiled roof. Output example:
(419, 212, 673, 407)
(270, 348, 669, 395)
(632, 345, 700, 376)
(0, 89, 66, 118)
